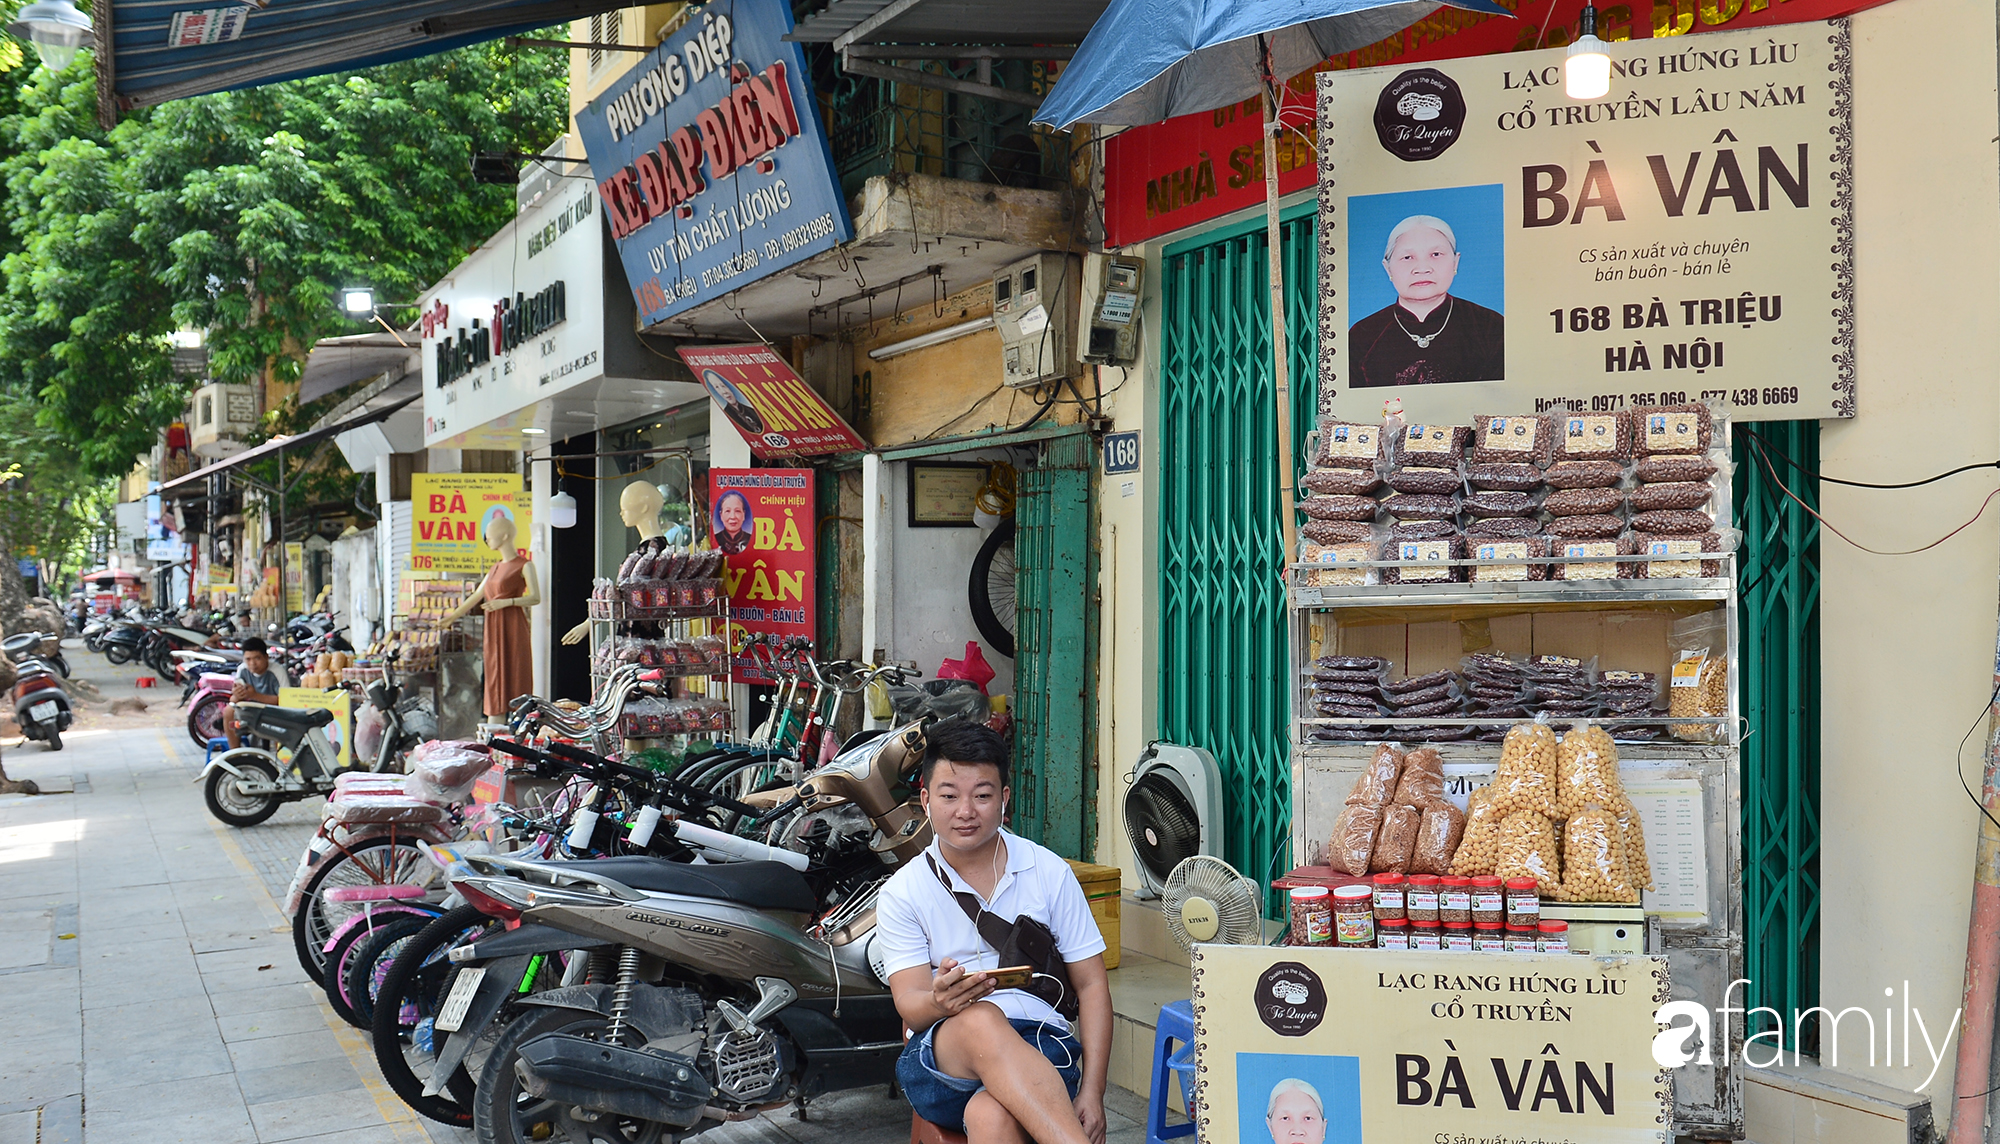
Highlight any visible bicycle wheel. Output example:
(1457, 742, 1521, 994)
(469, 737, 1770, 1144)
(291, 835, 438, 985)
(969, 519, 1016, 658)
(325, 913, 433, 1028)
(370, 904, 500, 1126)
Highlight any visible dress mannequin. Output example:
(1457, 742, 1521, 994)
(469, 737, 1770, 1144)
(442, 510, 541, 716)
(561, 480, 665, 646)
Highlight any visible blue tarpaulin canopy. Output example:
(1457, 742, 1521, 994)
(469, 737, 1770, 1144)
(96, 0, 630, 125)
(1032, 0, 1511, 130)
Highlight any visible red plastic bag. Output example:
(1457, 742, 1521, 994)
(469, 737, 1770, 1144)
(938, 641, 996, 693)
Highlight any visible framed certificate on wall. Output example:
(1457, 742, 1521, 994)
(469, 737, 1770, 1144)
(908, 462, 987, 527)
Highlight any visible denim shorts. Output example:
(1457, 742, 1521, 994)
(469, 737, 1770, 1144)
(897, 1014, 1082, 1133)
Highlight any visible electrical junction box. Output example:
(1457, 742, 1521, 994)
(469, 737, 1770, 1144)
(1083, 255, 1144, 365)
(994, 252, 1081, 388)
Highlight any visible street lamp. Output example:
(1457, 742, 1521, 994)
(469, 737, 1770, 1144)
(341, 288, 375, 318)
(8, 0, 93, 72)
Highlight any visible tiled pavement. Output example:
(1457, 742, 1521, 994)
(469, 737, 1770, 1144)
(0, 676, 1159, 1144)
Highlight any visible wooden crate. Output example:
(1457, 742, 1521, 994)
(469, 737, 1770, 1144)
(1067, 859, 1122, 969)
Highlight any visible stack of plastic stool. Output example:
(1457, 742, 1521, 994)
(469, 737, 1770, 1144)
(1147, 999, 1197, 1144)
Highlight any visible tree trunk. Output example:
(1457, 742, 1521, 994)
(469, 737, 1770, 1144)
(0, 533, 30, 635)
(0, 753, 37, 796)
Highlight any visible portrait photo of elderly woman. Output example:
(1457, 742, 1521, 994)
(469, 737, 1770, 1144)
(1265, 1078, 1327, 1144)
(1348, 210, 1505, 387)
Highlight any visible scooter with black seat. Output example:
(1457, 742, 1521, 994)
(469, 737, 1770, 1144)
(196, 700, 361, 826)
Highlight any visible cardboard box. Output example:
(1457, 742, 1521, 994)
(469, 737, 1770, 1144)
(1067, 859, 1121, 969)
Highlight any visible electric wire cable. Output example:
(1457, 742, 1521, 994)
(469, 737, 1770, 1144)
(1748, 434, 2000, 557)
(1954, 681, 2000, 838)
(1751, 432, 2000, 489)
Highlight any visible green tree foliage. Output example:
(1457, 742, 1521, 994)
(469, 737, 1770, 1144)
(0, 40, 570, 479)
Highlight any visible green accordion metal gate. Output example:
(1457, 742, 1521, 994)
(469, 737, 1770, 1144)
(1012, 431, 1098, 859)
(1733, 421, 1822, 1048)
(1157, 203, 1320, 894)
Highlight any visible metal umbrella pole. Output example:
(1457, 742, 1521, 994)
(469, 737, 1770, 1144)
(1259, 33, 1297, 569)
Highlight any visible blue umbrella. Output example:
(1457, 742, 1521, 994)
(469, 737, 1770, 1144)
(1034, 0, 1513, 561)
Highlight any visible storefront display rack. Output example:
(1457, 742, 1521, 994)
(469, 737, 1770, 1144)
(1284, 424, 1744, 1138)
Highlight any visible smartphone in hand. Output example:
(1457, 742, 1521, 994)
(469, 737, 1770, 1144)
(981, 965, 1035, 990)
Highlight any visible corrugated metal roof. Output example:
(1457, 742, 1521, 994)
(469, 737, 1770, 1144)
(100, 0, 630, 120)
(789, 0, 1110, 45)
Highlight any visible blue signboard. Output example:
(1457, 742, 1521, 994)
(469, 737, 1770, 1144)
(1103, 431, 1141, 474)
(574, 0, 853, 328)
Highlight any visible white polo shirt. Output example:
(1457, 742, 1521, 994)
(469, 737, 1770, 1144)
(874, 828, 1106, 1032)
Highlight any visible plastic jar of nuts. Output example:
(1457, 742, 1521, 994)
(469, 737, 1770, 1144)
(1474, 921, 1507, 952)
(1505, 878, 1542, 928)
(1410, 919, 1443, 951)
(1406, 874, 1441, 922)
(1333, 885, 1375, 946)
(1504, 925, 1538, 952)
(1537, 920, 1570, 953)
(1372, 872, 1407, 921)
(1439, 876, 1471, 923)
(1471, 876, 1505, 924)
(1443, 920, 1474, 952)
(1289, 886, 1333, 946)
(1377, 918, 1410, 950)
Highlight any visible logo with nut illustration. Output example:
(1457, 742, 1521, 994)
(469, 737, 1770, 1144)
(1255, 961, 1327, 1036)
(1374, 68, 1466, 162)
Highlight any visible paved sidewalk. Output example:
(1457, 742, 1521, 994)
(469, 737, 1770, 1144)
(0, 719, 1157, 1144)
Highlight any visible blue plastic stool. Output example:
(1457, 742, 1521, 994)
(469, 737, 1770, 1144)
(205, 736, 229, 765)
(1147, 999, 1198, 1144)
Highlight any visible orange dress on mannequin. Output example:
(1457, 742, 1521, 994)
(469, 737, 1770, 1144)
(479, 554, 533, 716)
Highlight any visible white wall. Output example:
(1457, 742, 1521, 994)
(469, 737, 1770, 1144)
(1814, 0, 2000, 1107)
(879, 453, 1019, 700)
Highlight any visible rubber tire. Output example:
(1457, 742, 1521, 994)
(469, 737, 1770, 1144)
(968, 518, 1016, 659)
(52, 654, 68, 678)
(473, 1005, 677, 1144)
(45, 728, 60, 752)
(291, 835, 431, 985)
(105, 644, 132, 665)
(188, 693, 226, 748)
(369, 904, 494, 1127)
(84, 635, 102, 653)
(325, 913, 432, 1029)
(203, 759, 280, 827)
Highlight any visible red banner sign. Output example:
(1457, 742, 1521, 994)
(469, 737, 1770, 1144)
(1103, 0, 1895, 248)
(709, 468, 815, 684)
(678, 343, 868, 459)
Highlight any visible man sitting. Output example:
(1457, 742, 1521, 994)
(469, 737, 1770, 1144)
(222, 637, 282, 749)
(875, 722, 1112, 1144)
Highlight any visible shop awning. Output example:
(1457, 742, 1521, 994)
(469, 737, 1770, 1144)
(789, 0, 1112, 46)
(97, 0, 631, 124)
(296, 329, 420, 405)
(158, 391, 417, 498)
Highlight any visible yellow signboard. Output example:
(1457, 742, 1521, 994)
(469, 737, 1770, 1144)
(410, 473, 531, 574)
(1192, 945, 1669, 1144)
(276, 686, 352, 769)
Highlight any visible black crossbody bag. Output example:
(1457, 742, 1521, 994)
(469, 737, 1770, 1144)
(928, 853, 1080, 1021)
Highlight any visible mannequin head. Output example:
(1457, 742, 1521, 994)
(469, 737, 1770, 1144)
(482, 507, 518, 554)
(620, 481, 666, 540)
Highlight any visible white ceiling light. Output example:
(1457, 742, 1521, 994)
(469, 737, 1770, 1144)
(1565, 5, 1611, 101)
(547, 489, 577, 529)
(519, 426, 548, 435)
(866, 315, 996, 361)
(8, 1, 92, 71)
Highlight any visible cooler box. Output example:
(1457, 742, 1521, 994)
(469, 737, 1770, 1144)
(1066, 859, 1121, 969)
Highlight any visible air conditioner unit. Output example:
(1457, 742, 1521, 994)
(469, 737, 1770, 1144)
(1123, 742, 1225, 899)
(993, 252, 1080, 388)
(1082, 254, 1143, 366)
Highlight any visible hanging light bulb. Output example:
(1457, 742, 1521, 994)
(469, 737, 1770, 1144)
(548, 484, 578, 529)
(1566, 4, 1612, 101)
(8, 0, 93, 71)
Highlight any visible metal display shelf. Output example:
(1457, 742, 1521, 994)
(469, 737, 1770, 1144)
(1283, 421, 1743, 1138)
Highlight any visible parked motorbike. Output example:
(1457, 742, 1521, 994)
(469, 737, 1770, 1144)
(419, 726, 933, 1144)
(182, 668, 236, 747)
(4, 631, 70, 679)
(6, 636, 72, 751)
(100, 617, 144, 665)
(197, 651, 430, 825)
